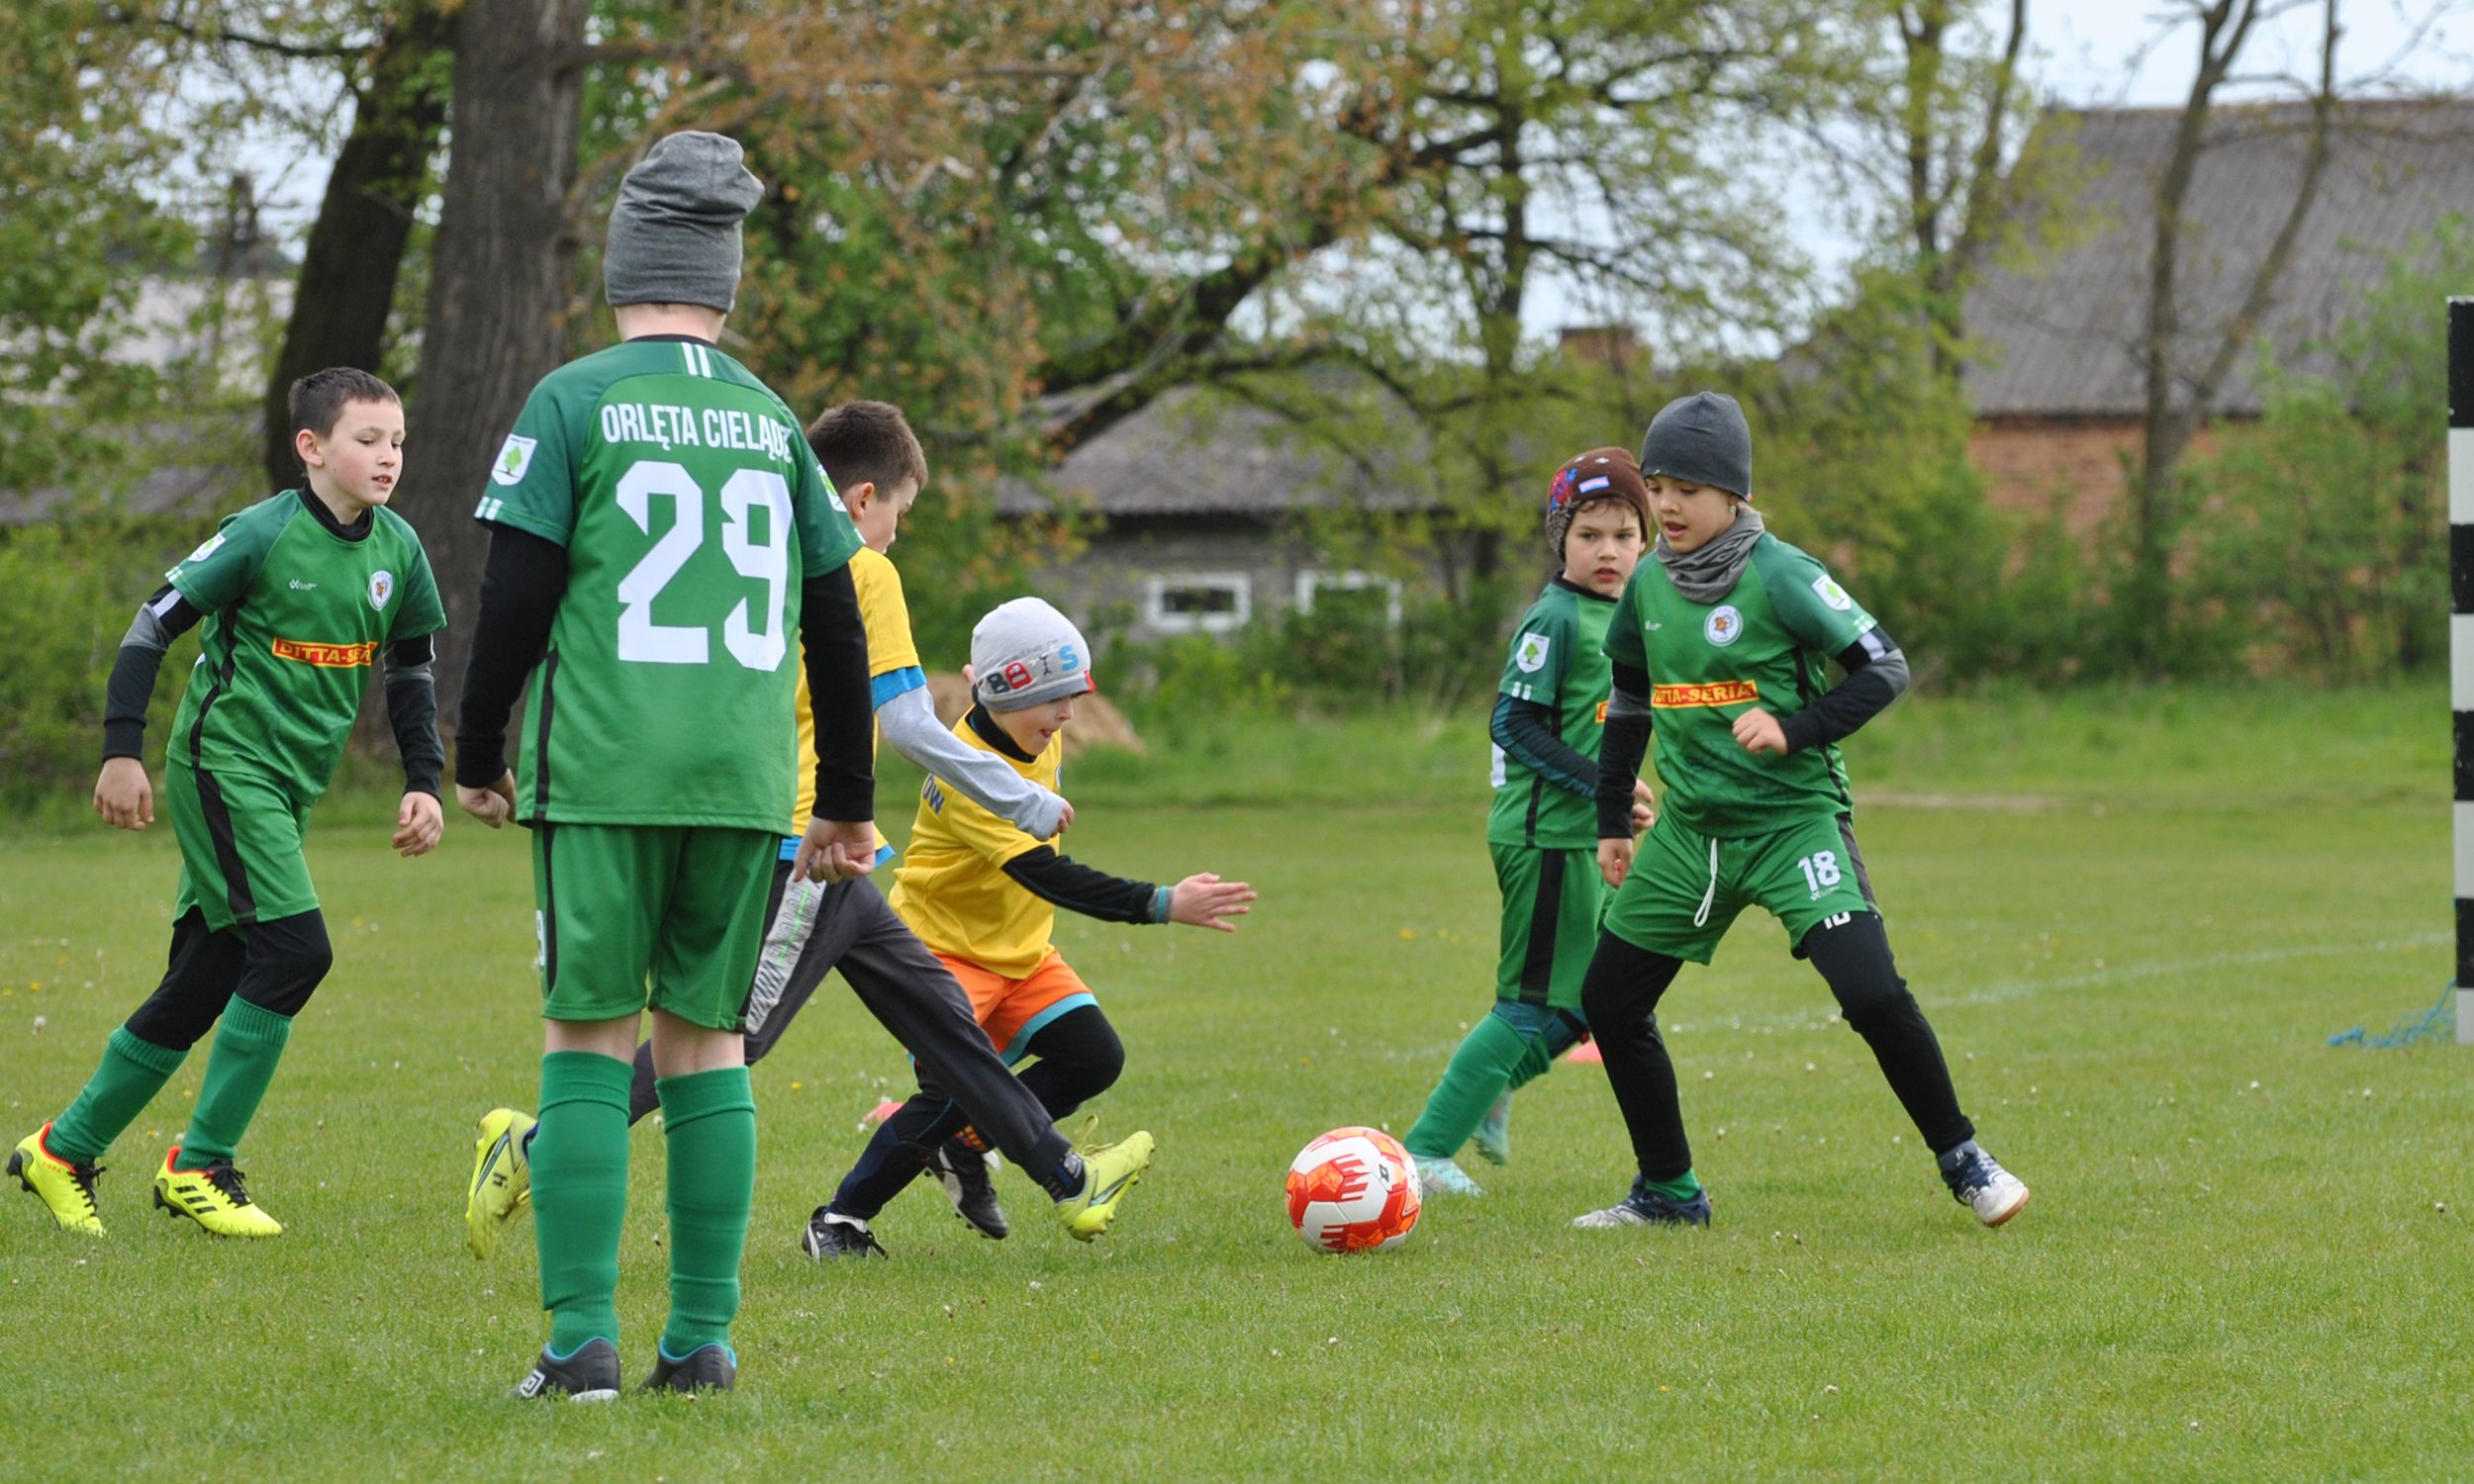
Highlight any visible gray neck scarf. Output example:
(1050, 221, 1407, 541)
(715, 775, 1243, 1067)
(1656, 506, 1764, 603)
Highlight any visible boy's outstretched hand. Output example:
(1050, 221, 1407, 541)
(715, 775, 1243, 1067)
(458, 770, 517, 829)
(395, 791, 444, 857)
(1170, 873, 1256, 932)
(1732, 706, 1788, 756)
(94, 757, 154, 830)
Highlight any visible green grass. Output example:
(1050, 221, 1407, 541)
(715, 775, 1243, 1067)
(0, 684, 2464, 1480)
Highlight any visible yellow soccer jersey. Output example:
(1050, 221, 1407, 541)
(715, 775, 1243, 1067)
(887, 715, 1062, 976)
(791, 545, 922, 843)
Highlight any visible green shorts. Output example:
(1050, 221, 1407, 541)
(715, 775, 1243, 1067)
(1491, 842, 1606, 1012)
(167, 764, 318, 931)
(1601, 811, 1877, 966)
(531, 822, 778, 1030)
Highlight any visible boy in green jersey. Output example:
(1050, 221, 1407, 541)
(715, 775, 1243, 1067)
(1402, 448, 1655, 1198)
(11, 367, 447, 1241)
(1574, 392, 2031, 1232)
(453, 133, 879, 1399)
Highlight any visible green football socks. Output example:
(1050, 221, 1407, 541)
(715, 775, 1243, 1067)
(655, 1067, 756, 1359)
(1645, 1169, 1704, 1203)
(48, 1027, 188, 1163)
(532, 1051, 633, 1355)
(176, 998, 293, 1169)
(1404, 1012, 1552, 1159)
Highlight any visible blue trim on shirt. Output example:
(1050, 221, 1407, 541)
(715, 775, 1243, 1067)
(777, 835, 900, 867)
(870, 665, 927, 710)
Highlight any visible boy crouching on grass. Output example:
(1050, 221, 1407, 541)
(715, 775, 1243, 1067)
(803, 598, 1257, 1257)
(1402, 448, 1656, 1198)
(11, 367, 445, 1240)
(1573, 391, 2030, 1232)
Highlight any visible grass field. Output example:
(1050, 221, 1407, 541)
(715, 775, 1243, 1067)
(0, 685, 2465, 1480)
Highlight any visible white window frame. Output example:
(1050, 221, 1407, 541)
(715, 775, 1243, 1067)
(1294, 568, 1403, 626)
(1144, 571, 1252, 634)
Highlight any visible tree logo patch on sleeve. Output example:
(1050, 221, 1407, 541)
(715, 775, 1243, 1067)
(1514, 632, 1553, 673)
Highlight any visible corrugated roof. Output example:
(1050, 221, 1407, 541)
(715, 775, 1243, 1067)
(1964, 100, 2474, 418)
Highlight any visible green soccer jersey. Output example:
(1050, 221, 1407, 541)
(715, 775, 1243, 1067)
(476, 336, 862, 830)
(1487, 579, 1617, 850)
(1603, 533, 1878, 838)
(163, 491, 445, 805)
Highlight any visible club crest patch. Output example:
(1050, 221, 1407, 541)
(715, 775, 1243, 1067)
(490, 433, 537, 487)
(1704, 604, 1744, 647)
(368, 569, 395, 611)
(1514, 632, 1552, 673)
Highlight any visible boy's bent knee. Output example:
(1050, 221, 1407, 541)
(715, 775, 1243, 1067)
(234, 911, 333, 1016)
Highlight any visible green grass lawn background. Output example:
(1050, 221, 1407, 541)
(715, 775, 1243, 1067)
(0, 685, 2463, 1480)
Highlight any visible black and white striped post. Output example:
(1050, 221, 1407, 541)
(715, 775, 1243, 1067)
(2452, 298, 2474, 1043)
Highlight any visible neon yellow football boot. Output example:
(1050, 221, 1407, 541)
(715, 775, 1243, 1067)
(465, 1107, 535, 1260)
(1057, 1130, 1153, 1242)
(153, 1146, 283, 1238)
(9, 1124, 107, 1237)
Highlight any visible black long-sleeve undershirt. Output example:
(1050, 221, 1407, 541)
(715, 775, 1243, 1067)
(383, 631, 444, 797)
(1002, 846, 1164, 924)
(799, 563, 875, 824)
(1594, 659, 1654, 840)
(1491, 693, 1596, 798)
(103, 585, 204, 762)
(454, 525, 568, 788)
(1776, 629, 1910, 754)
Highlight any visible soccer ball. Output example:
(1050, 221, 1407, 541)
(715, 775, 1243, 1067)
(1285, 1126, 1422, 1253)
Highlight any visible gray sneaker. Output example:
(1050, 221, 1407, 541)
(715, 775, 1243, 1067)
(1570, 1180, 1711, 1229)
(1939, 1144, 2031, 1227)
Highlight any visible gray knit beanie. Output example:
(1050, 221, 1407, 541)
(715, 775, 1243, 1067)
(604, 132, 764, 313)
(972, 598, 1095, 711)
(1640, 391, 1754, 500)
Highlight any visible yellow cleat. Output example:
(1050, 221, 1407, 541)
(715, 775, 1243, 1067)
(9, 1124, 107, 1237)
(465, 1107, 535, 1260)
(1058, 1130, 1153, 1242)
(153, 1147, 282, 1238)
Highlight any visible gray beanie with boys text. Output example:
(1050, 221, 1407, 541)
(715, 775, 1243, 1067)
(1640, 391, 1754, 500)
(604, 132, 763, 313)
(972, 598, 1095, 711)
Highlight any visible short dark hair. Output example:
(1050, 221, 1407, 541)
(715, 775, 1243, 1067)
(289, 367, 400, 450)
(805, 401, 927, 497)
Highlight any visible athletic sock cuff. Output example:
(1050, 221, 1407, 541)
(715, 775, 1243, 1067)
(653, 1066, 755, 1131)
(540, 1050, 635, 1113)
(107, 1026, 190, 1075)
(218, 997, 294, 1045)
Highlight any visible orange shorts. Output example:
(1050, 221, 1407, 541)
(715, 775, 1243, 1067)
(936, 949, 1096, 1065)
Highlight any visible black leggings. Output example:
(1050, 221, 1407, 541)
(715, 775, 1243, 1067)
(123, 908, 333, 1050)
(828, 1004, 1124, 1220)
(1578, 912, 1973, 1183)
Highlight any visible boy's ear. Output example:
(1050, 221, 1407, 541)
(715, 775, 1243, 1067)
(844, 479, 876, 515)
(293, 426, 323, 469)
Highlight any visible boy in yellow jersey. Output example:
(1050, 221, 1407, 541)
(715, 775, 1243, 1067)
(465, 403, 1158, 1274)
(805, 597, 1256, 1256)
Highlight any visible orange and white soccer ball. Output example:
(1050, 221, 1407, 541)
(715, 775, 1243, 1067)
(1285, 1126, 1422, 1253)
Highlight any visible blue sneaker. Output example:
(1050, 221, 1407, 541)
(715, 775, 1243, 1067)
(1472, 1094, 1512, 1166)
(1570, 1179, 1711, 1229)
(1939, 1143, 2031, 1227)
(1413, 1155, 1483, 1198)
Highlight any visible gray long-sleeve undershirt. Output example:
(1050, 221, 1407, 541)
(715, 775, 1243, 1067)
(874, 684, 1068, 839)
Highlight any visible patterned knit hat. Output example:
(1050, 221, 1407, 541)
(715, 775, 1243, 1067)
(971, 597, 1095, 711)
(1544, 446, 1652, 558)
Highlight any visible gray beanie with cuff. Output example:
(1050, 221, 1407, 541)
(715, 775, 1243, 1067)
(1640, 391, 1754, 500)
(604, 132, 764, 313)
(972, 598, 1095, 711)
